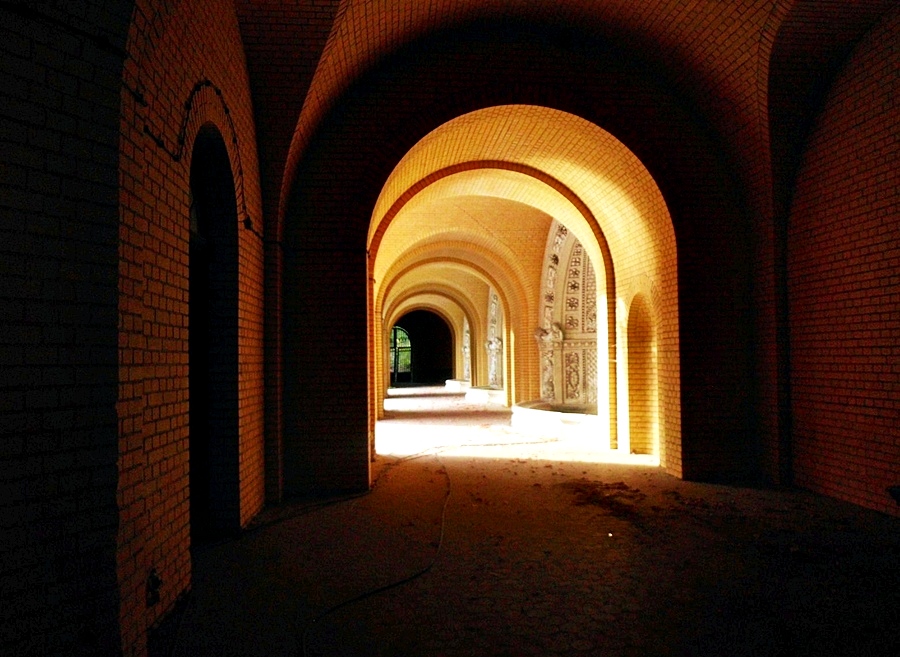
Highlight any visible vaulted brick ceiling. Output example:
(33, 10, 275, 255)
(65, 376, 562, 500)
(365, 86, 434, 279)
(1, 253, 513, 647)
(369, 105, 674, 336)
(238, 0, 781, 233)
(235, 0, 895, 240)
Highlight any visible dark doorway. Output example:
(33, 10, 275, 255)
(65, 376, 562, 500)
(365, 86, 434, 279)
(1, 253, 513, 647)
(189, 125, 240, 547)
(391, 310, 453, 386)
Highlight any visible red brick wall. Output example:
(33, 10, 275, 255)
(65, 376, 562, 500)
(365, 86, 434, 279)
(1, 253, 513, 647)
(787, 7, 900, 516)
(0, 2, 131, 654)
(117, 1, 265, 654)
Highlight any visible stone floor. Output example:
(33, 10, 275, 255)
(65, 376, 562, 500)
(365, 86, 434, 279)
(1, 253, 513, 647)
(153, 388, 900, 657)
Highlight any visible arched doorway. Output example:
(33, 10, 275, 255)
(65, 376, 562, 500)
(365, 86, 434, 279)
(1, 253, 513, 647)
(189, 125, 240, 544)
(391, 310, 454, 386)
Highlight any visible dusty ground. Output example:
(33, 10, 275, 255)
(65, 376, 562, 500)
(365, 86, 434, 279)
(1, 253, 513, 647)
(153, 388, 900, 657)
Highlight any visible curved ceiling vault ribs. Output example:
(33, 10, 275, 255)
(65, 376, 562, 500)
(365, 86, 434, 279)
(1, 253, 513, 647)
(377, 225, 543, 306)
(279, 1, 778, 232)
(370, 161, 609, 265)
(369, 108, 676, 341)
(379, 253, 524, 327)
(385, 285, 481, 332)
(380, 258, 496, 309)
(369, 106, 674, 253)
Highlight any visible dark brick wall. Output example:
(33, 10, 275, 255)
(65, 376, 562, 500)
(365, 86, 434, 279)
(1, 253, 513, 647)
(234, 0, 342, 503)
(0, 2, 131, 654)
(787, 6, 900, 516)
(764, 0, 896, 487)
(117, 1, 265, 654)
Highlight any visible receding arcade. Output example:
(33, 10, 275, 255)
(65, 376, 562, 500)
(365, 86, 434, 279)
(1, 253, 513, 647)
(368, 105, 679, 472)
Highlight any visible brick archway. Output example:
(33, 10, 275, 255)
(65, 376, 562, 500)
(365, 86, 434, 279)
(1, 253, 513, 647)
(369, 106, 679, 470)
(282, 13, 752, 494)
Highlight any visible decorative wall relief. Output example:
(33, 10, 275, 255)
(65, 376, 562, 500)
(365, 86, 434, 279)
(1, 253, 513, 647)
(541, 349, 555, 400)
(487, 290, 503, 388)
(584, 349, 597, 403)
(462, 317, 471, 382)
(535, 323, 562, 400)
(583, 257, 597, 333)
(537, 222, 598, 406)
(565, 351, 581, 400)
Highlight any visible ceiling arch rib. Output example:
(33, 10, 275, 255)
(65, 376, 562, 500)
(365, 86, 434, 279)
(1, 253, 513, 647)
(370, 106, 674, 283)
(385, 285, 481, 336)
(383, 263, 488, 323)
(379, 251, 526, 331)
(376, 209, 548, 305)
(370, 164, 608, 284)
(390, 301, 460, 343)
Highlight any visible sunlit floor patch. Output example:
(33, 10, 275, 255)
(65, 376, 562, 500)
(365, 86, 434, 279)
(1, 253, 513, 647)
(377, 386, 659, 465)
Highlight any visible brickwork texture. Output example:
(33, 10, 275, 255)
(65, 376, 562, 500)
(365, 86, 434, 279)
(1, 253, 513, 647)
(1, 1, 897, 655)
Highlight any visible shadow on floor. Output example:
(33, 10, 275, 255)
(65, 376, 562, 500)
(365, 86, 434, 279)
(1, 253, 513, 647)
(150, 390, 900, 657)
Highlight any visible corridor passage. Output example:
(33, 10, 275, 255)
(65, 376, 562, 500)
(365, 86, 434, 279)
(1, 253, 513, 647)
(375, 387, 655, 464)
(154, 390, 900, 657)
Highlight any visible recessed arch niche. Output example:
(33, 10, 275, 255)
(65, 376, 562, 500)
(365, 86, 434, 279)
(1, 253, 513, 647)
(627, 294, 659, 456)
(188, 124, 241, 542)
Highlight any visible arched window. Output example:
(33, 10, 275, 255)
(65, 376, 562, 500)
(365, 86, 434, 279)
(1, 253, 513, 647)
(390, 326, 411, 385)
